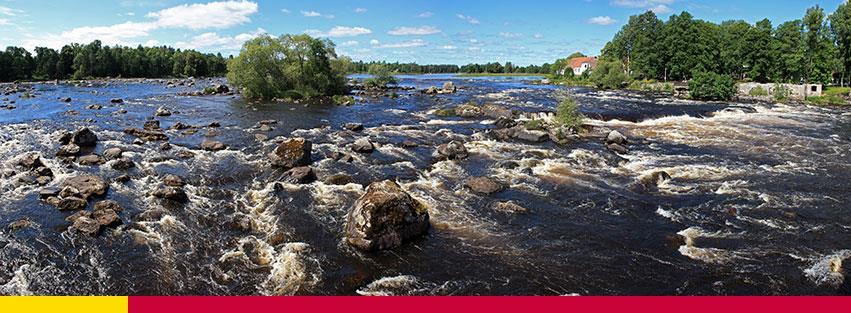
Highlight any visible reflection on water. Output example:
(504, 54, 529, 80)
(1, 75, 850, 295)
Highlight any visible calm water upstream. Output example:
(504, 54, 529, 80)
(1, 75, 850, 295)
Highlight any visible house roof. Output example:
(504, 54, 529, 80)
(569, 56, 597, 69)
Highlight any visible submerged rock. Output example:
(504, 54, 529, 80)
(607, 143, 629, 155)
(269, 138, 313, 169)
(77, 154, 105, 166)
(464, 177, 505, 195)
(344, 180, 430, 251)
(482, 104, 513, 119)
(343, 123, 364, 132)
(323, 174, 356, 186)
(490, 201, 529, 214)
(124, 128, 169, 141)
(110, 157, 135, 170)
(435, 141, 469, 160)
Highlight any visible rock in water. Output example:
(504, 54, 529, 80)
(442, 81, 456, 93)
(201, 140, 226, 151)
(56, 197, 88, 211)
(163, 174, 185, 187)
(72, 127, 98, 147)
(77, 154, 105, 166)
(344, 180, 430, 251)
(464, 177, 505, 195)
(351, 138, 375, 153)
(607, 143, 629, 155)
(269, 138, 312, 169)
(155, 106, 172, 117)
(71, 216, 101, 236)
(606, 130, 628, 145)
(62, 175, 108, 199)
(455, 104, 483, 118)
(102, 147, 123, 160)
(282, 167, 317, 184)
(435, 141, 469, 160)
(152, 186, 188, 203)
(56, 144, 81, 157)
(343, 123, 364, 132)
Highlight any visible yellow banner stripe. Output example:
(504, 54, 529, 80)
(0, 296, 127, 313)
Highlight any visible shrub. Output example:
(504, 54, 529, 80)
(226, 34, 347, 100)
(332, 95, 355, 106)
(524, 119, 545, 130)
(364, 63, 398, 88)
(824, 86, 851, 97)
(688, 72, 736, 101)
(748, 86, 769, 96)
(590, 59, 629, 90)
(774, 84, 791, 102)
(554, 97, 584, 131)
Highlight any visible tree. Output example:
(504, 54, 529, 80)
(830, 1, 851, 86)
(364, 63, 398, 88)
(744, 19, 775, 82)
(689, 72, 736, 101)
(590, 59, 629, 89)
(226, 34, 347, 100)
(602, 11, 663, 79)
(804, 5, 838, 84)
(773, 20, 806, 83)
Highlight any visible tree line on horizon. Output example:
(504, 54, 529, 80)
(345, 61, 552, 75)
(600, 3, 851, 86)
(0, 40, 230, 83)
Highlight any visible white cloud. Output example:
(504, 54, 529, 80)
(175, 28, 266, 50)
(534, 33, 544, 39)
(22, 1, 260, 49)
(355, 8, 367, 13)
(650, 5, 672, 14)
(379, 39, 426, 48)
(612, 0, 674, 13)
(340, 40, 359, 47)
(301, 10, 321, 17)
(440, 45, 457, 50)
(499, 32, 523, 38)
(0, 6, 23, 16)
(304, 26, 372, 38)
(282, 9, 291, 14)
(146, 0, 258, 30)
(418, 11, 433, 18)
(388, 26, 441, 36)
(588, 16, 617, 25)
(0, 18, 9, 26)
(456, 14, 480, 25)
(370, 39, 380, 45)
(145, 39, 160, 46)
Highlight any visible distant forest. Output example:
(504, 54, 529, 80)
(348, 61, 552, 74)
(0, 40, 229, 82)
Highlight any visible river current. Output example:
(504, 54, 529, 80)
(1, 75, 850, 295)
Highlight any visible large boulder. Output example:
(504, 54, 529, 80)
(152, 186, 188, 203)
(455, 104, 483, 118)
(606, 130, 628, 145)
(62, 175, 108, 199)
(102, 147, 123, 160)
(442, 81, 456, 93)
(282, 167, 317, 184)
(344, 180, 430, 251)
(482, 104, 513, 119)
(201, 140, 227, 151)
(269, 138, 313, 169)
(434, 141, 469, 161)
(72, 127, 98, 147)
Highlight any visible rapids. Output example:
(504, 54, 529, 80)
(1, 75, 850, 295)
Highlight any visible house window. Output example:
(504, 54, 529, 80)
(811, 86, 818, 92)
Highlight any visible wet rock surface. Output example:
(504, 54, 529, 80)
(345, 180, 430, 251)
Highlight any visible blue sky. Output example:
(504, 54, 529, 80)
(0, 0, 847, 65)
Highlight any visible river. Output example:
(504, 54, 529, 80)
(1, 75, 850, 295)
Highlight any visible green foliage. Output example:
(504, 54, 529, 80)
(226, 34, 347, 100)
(748, 86, 769, 96)
(774, 84, 792, 101)
(332, 95, 355, 106)
(590, 59, 629, 89)
(824, 86, 851, 96)
(554, 97, 584, 130)
(364, 63, 398, 88)
(806, 95, 848, 106)
(0, 40, 227, 82)
(524, 119, 545, 131)
(689, 72, 736, 101)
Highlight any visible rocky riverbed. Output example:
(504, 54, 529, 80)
(1, 74, 850, 295)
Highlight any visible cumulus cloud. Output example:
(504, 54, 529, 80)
(301, 10, 321, 17)
(588, 16, 617, 25)
(370, 39, 380, 45)
(146, 0, 258, 30)
(23, 1, 260, 49)
(0, 18, 9, 26)
(456, 14, 480, 25)
(355, 8, 367, 13)
(388, 26, 441, 36)
(418, 11, 433, 18)
(379, 39, 426, 48)
(282, 9, 291, 14)
(175, 28, 266, 50)
(304, 26, 372, 38)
